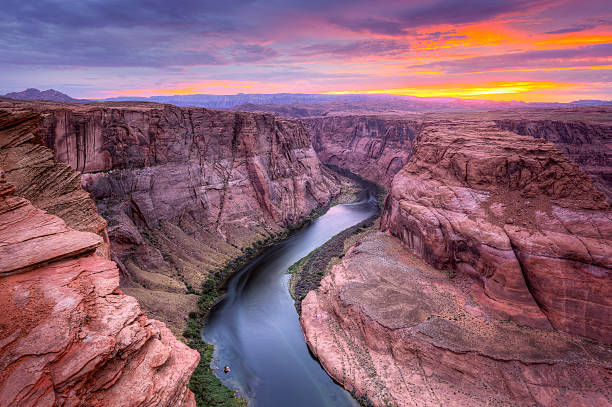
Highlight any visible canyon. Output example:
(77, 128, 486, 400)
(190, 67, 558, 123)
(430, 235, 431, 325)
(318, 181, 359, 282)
(300, 109, 612, 406)
(0, 100, 346, 406)
(0, 99, 344, 337)
(0, 111, 198, 406)
(0, 97, 610, 407)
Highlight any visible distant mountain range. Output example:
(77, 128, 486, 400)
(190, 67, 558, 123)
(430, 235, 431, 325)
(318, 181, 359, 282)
(99, 93, 612, 110)
(2, 88, 611, 112)
(1, 88, 89, 103)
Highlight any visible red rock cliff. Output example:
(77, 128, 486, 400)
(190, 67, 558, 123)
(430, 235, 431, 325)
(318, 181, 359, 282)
(381, 120, 611, 342)
(305, 109, 612, 200)
(302, 232, 612, 407)
(494, 111, 612, 202)
(0, 111, 199, 406)
(0, 100, 343, 335)
(305, 115, 422, 186)
(301, 116, 612, 407)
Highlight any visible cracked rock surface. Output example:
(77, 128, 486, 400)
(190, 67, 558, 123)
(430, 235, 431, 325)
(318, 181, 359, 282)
(0, 100, 343, 335)
(302, 233, 612, 407)
(0, 111, 198, 406)
(302, 116, 611, 407)
(381, 120, 611, 343)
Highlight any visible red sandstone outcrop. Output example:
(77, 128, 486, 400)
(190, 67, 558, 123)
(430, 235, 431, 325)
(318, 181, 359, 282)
(302, 232, 612, 407)
(381, 120, 611, 342)
(302, 117, 611, 406)
(304, 109, 612, 200)
(0, 112, 198, 406)
(494, 113, 612, 202)
(305, 116, 422, 186)
(0, 110, 109, 258)
(0, 100, 343, 335)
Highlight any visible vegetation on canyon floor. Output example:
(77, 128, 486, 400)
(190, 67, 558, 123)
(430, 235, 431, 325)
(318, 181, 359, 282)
(181, 171, 366, 406)
(286, 167, 386, 407)
(183, 277, 246, 406)
(289, 169, 385, 313)
(289, 214, 378, 312)
(182, 233, 286, 406)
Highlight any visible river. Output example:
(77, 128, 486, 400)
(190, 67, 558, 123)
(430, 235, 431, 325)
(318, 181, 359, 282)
(202, 188, 378, 406)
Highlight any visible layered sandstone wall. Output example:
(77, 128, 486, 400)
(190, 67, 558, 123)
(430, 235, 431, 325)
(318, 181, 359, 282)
(0, 110, 110, 258)
(304, 116, 422, 186)
(301, 115, 612, 406)
(381, 120, 611, 342)
(495, 117, 612, 202)
(0, 111, 198, 406)
(304, 109, 612, 199)
(0, 100, 343, 335)
(302, 232, 612, 407)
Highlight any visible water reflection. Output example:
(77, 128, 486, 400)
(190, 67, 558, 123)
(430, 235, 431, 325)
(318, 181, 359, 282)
(203, 190, 377, 406)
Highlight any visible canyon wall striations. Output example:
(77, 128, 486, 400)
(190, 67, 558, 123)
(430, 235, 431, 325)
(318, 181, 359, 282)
(2, 98, 611, 407)
(301, 109, 612, 406)
(0, 111, 199, 406)
(381, 120, 611, 341)
(0, 100, 344, 336)
(305, 115, 423, 186)
(494, 115, 612, 202)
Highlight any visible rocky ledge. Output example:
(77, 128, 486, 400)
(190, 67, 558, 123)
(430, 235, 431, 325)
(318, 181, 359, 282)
(304, 108, 612, 202)
(0, 100, 344, 336)
(0, 112, 198, 406)
(301, 118, 611, 406)
(302, 233, 612, 407)
(493, 108, 612, 202)
(381, 120, 611, 342)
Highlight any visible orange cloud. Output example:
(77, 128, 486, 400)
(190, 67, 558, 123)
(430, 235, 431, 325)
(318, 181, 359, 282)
(412, 22, 527, 51)
(471, 65, 612, 74)
(535, 34, 612, 47)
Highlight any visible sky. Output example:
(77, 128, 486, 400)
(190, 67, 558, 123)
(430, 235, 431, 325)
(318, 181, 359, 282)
(1, 0, 611, 102)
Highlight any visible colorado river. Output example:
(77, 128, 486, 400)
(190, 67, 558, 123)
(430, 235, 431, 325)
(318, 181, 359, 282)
(202, 188, 378, 406)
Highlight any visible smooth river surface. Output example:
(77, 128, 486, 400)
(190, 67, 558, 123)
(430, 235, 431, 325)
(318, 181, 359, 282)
(203, 189, 378, 407)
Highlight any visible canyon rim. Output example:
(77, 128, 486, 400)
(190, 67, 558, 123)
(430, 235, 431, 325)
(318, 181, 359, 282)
(1, 1, 612, 406)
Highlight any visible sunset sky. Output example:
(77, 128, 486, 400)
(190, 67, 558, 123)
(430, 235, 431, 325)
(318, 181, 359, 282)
(1, 0, 611, 101)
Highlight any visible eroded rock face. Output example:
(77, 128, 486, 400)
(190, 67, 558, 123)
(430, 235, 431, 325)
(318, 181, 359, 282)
(0, 100, 343, 335)
(0, 112, 198, 406)
(302, 233, 612, 407)
(0, 110, 109, 258)
(22, 101, 339, 231)
(380, 121, 612, 343)
(305, 116, 422, 186)
(301, 114, 611, 406)
(495, 116, 612, 202)
(304, 109, 612, 201)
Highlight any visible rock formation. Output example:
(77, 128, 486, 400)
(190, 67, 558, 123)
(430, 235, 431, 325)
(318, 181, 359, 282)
(0, 111, 198, 406)
(0, 99, 343, 335)
(302, 233, 612, 407)
(381, 120, 611, 341)
(494, 110, 612, 202)
(2, 88, 86, 103)
(301, 116, 612, 406)
(303, 108, 612, 199)
(305, 116, 422, 186)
